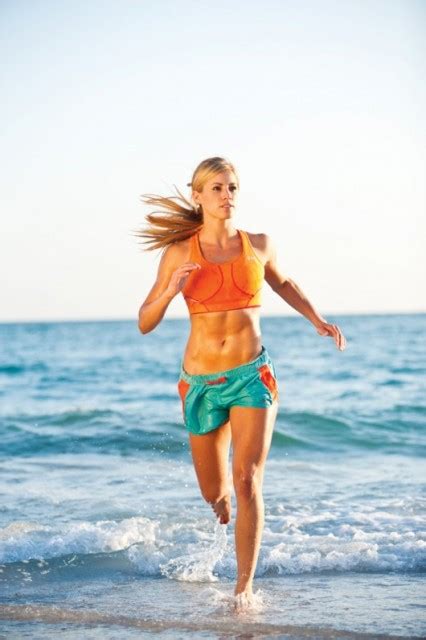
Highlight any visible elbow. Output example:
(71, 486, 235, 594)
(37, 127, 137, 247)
(271, 277, 292, 294)
(138, 308, 150, 335)
(138, 322, 152, 335)
(138, 319, 151, 335)
(280, 277, 293, 290)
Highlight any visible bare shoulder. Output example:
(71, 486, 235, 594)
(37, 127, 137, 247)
(141, 234, 194, 307)
(245, 231, 276, 264)
(158, 235, 192, 269)
(246, 231, 289, 288)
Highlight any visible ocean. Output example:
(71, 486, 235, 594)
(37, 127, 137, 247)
(0, 314, 425, 639)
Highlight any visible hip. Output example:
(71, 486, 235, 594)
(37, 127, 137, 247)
(177, 345, 279, 435)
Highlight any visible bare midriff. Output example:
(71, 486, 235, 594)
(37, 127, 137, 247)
(182, 307, 262, 375)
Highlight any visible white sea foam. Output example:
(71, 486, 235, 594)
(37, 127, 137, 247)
(0, 516, 157, 564)
(0, 507, 424, 576)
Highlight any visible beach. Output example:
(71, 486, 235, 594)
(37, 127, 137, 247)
(0, 315, 425, 638)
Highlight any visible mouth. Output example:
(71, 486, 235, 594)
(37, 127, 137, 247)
(221, 204, 233, 208)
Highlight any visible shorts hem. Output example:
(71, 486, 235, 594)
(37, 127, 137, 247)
(185, 418, 229, 435)
(184, 399, 279, 435)
(228, 399, 278, 410)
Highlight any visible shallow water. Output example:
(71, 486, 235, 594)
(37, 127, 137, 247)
(0, 315, 425, 637)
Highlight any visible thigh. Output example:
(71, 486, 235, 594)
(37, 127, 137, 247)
(230, 403, 278, 481)
(189, 420, 232, 500)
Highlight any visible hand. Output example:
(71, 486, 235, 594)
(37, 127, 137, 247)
(315, 320, 347, 351)
(165, 262, 201, 298)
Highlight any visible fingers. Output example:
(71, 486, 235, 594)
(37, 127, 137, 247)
(172, 262, 200, 283)
(171, 262, 201, 293)
(318, 322, 347, 351)
(331, 324, 346, 351)
(175, 262, 201, 275)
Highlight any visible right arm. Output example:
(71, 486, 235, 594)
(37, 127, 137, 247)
(137, 243, 200, 334)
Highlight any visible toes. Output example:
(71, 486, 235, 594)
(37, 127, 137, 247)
(209, 495, 231, 524)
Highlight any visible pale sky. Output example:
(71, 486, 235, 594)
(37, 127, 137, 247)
(1, 0, 425, 322)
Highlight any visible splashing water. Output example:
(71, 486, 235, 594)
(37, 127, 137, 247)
(200, 584, 269, 615)
(160, 520, 229, 582)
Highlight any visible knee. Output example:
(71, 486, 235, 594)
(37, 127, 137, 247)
(233, 467, 262, 500)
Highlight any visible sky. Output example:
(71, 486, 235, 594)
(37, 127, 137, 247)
(1, 0, 425, 322)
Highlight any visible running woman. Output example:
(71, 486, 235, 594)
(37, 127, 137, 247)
(137, 156, 346, 605)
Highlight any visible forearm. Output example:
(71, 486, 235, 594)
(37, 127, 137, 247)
(138, 291, 175, 334)
(274, 278, 326, 326)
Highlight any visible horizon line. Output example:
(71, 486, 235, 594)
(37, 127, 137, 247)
(0, 309, 425, 325)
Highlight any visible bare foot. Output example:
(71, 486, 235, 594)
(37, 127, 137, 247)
(233, 588, 254, 613)
(211, 494, 231, 524)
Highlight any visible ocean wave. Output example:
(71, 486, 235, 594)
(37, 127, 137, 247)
(2, 404, 425, 458)
(1, 424, 186, 456)
(0, 364, 25, 375)
(275, 410, 426, 455)
(1, 509, 424, 580)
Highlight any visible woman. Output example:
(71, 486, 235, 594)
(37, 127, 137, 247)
(137, 157, 346, 604)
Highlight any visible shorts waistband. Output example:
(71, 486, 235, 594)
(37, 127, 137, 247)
(179, 346, 271, 385)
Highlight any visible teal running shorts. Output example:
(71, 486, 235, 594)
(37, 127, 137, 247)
(177, 346, 279, 435)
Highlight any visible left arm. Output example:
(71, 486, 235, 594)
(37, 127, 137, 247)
(262, 235, 346, 351)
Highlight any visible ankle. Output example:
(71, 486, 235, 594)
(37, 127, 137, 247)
(234, 580, 253, 596)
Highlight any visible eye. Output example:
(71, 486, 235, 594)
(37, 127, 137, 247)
(230, 186, 237, 191)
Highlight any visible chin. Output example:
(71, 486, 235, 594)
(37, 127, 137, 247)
(208, 210, 235, 221)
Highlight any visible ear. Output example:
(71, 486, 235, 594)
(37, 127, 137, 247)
(192, 190, 201, 206)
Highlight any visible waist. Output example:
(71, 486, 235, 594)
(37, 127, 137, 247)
(183, 313, 262, 374)
(180, 345, 269, 384)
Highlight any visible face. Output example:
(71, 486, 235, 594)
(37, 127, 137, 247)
(193, 170, 239, 220)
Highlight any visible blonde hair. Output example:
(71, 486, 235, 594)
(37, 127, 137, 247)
(134, 156, 239, 252)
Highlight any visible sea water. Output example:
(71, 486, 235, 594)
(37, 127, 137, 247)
(0, 314, 425, 638)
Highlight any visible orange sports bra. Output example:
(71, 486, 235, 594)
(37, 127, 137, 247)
(182, 229, 265, 314)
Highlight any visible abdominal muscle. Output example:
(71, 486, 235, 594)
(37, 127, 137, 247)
(182, 307, 262, 375)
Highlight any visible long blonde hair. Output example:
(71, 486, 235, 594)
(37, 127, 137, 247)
(135, 156, 239, 252)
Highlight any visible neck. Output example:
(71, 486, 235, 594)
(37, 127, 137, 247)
(199, 219, 238, 244)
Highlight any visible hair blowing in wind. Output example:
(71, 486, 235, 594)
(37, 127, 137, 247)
(134, 157, 239, 252)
